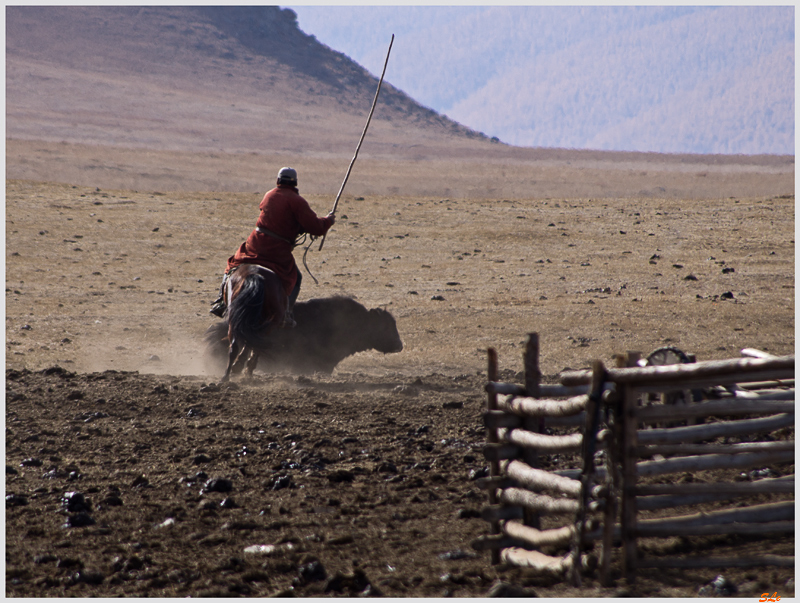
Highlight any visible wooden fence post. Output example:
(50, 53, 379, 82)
(523, 333, 542, 530)
(486, 347, 501, 565)
(621, 351, 641, 582)
(571, 359, 608, 586)
(524, 333, 541, 398)
(620, 352, 642, 583)
(600, 352, 629, 585)
(626, 351, 641, 369)
(621, 384, 639, 582)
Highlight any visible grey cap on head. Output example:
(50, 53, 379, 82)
(277, 167, 297, 185)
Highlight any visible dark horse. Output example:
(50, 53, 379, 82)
(221, 264, 287, 382)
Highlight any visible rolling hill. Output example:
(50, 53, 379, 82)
(6, 6, 485, 155)
(5, 6, 793, 199)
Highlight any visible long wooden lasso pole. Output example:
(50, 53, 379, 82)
(318, 33, 394, 251)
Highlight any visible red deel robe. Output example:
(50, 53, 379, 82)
(226, 185, 333, 295)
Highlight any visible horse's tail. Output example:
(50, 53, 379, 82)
(203, 320, 230, 372)
(226, 271, 277, 351)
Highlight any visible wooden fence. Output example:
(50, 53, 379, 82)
(472, 334, 795, 585)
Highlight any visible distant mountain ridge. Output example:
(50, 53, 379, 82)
(292, 6, 794, 155)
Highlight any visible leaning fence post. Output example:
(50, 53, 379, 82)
(486, 347, 501, 565)
(522, 333, 542, 529)
(600, 353, 627, 586)
(570, 359, 608, 586)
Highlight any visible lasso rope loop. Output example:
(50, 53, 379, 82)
(302, 235, 319, 285)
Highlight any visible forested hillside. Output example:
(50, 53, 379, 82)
(292, 6, 794, 155)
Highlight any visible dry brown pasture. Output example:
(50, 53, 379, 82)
(5, 150, 795, 598)
(5, 170, 795, 377)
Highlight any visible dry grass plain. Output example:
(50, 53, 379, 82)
(5, 147, 795, 598)
(5, 170, 795, 378)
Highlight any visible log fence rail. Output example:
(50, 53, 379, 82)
(472, 335, 795, 585)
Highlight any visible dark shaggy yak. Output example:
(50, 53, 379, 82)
(204, 296, 403, 375)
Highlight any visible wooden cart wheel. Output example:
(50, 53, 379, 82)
(645, 346, 695, 411)
(645, 346, 691, 367)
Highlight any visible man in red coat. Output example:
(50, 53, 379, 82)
(210, 167, 334, 327)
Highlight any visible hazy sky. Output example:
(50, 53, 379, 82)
(289, 6, 794, 155)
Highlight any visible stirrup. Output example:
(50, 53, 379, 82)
(210, 301, 226, 318)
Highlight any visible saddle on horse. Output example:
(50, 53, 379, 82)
(210, 266, 296, 328)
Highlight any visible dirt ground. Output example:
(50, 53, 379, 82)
(5, 178, 795, 597)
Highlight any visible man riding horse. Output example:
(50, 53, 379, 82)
(210, 167, 335, 327)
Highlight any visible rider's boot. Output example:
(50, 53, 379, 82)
(209, 272, 228, 318)
(280, 270, 301, 328)
(210, 298, 226, 318)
